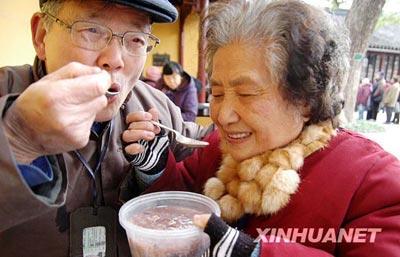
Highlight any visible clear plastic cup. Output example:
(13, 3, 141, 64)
(119, 191, 221, 257)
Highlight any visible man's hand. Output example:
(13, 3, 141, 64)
(4, 62, 111, 163)
(122, 108, 169, 175)
(122, 108, 162, 155)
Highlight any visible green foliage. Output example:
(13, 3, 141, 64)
(376, 13, 400, 29)
(343, 119, 386, 133)
(331, 0, 346, 9)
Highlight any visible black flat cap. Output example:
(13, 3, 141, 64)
(39, 0, 178, 23)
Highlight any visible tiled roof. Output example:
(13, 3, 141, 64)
(368, 24, 400, 51)
(328, 8, 400, 53)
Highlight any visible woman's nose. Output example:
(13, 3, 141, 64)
(216, 97, 240, 125)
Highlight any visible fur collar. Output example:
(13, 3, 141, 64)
(204, 120, 336, 222)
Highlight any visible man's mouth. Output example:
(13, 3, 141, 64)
(106, 83, 121, 98)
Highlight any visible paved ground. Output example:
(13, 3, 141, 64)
(358, 112, 400, 159)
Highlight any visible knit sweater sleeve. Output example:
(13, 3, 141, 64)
(144, 130, 221, 193)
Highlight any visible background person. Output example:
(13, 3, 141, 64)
(355, 78, 372, 120)
(124, 1, 400, 256)
(161, 61, 199, 122)
(0, 1, 212, 256)
(142, 65, 162, 89)
(382, 77, 400, 124)
(366, 71, 385, 120)
(392, 93, 400, 124)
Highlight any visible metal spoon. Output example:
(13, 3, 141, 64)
(105, 90, 120, 98)
(151, 120, 209, 148)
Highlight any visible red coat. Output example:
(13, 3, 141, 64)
(146, 129, 400, 257)
(356, 83, 372, 106)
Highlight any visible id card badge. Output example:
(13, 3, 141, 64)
(70, 206, 118, 257)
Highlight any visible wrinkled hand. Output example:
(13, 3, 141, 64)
(4, 62, 111, 163)
(122, 108, 169, 173)
(193, 214, 212, 229)
(122, 108, 162, 155)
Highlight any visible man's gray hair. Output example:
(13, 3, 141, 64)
(40, 0, 65, 29)
(204, 0, 350, 124)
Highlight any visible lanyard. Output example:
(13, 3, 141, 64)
(73, 119, 114, 208)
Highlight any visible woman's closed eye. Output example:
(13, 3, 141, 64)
(237, 91, 258, 97)
(211, 88, 224, 98)
(212, 92, 223, 97)
(211, 94, 224, 102)
(238, 93, 257, 97)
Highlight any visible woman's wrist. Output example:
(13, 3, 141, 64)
(204, 213, 257, 257)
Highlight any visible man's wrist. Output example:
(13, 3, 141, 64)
(3, 103, 41, 163)
(126, 130, 169, 173)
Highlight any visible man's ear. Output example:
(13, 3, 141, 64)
(31, 13, 47, 60)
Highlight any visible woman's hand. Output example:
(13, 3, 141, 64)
(193, 214, 212, 229)
(193, 213, 258, 257)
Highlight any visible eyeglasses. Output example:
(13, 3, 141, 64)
(43, 12, 160, 56)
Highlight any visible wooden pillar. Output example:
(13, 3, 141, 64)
(365, 52, 370, 78)
(397, 54, 400, 76)
(384, 54, 390, 79)
(378, 53, 383, 73)
(395, 55, 400, 76)
(178, 6, 191, 66)
(179, 18, 185, 65)
(372, 53, 377, 81)
(390, 54, 396, 79)
(197, 0, 209, 103)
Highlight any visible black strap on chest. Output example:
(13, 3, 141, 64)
(73, 119, 114, 208)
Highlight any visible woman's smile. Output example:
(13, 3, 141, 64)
(225, 131, 252, 144)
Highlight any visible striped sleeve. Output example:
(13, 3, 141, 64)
(125, 132, 169, 174)
(204, 214, 257, 257)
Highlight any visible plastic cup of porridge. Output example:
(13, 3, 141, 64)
(119, 191, 221, 257)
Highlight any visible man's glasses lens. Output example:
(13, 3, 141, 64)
(71, 21, 158, 56)
(72, 22, 110, 49)
(44, 12, 159, 55)
(124, 32, 148, 55)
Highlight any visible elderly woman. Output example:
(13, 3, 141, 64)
(123, 0, 400, 256)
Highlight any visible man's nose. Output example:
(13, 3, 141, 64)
(97, 37, 124, 72)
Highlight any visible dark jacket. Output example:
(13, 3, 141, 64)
(163, 72, 198, 122)
(371, 79, 385, 103)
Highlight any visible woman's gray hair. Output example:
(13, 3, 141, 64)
(204, 0, 350, 124)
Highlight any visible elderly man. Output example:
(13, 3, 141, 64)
(0, 1, 210, 256)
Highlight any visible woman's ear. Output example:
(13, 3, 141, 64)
(301, 103, 311, 123)
(31, 13, 47, 61)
